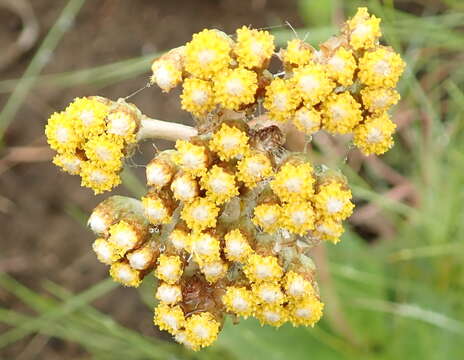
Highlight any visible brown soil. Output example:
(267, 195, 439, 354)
(0, 0, 302, 358)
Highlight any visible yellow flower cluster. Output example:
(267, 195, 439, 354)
(149, 8, 404, 156)
(50, 6, 405, 353)
(45, 97, 141, 193)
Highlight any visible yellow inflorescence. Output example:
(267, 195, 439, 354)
(322, 92, 363, 134)
(282, 201, 315, 235)
(181, 78, 215, 117)
(78, 7, 406, 352)
(209, 123, 250, 161)
(281, 39, 313, 67)
(109, 261, 141, 287)
(358, 47, 406, 88)
(222, 286, 256, 317)
(243, 254, 283, 283)
(346, 7, 381, 50)
(293, 64, 335, 106)
(263, 78, 300, 122)
(181, 197, 219, 232)
(155, 255, 183, 284)
(361, 87, 400, 114)
(314, 181, 354, 221)
(184, 29, 232, 79)
(66, 97, 109, 137)
(214, 67, 258, 110)
(293, 106, 322, 135)
(237, 151, 273, 188)
(353, 112, 397, 155)
(45, 97, 139, 194)
(185, 312, 220, 350)
(200, 165, 238, 204)
(173, 140, 209, 177)
(142, 195, 172, 225)
(288, 297, 324, 327)
(326, 47, 356, 86)
(252, 203, 282, 233)
(224, 229, 254, 263)
(270, 162, 314, 202)
(235, 26, 275, 69)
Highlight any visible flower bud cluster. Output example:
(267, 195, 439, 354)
(89, 120, 353, 350)
(45, 97, 141, 193)
(44, 6, 404, 353)
(150, 7, 405, 155)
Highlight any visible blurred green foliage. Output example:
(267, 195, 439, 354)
(1, 0, 464, 359)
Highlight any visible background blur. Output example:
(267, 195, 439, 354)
(1, 0, 463, 359)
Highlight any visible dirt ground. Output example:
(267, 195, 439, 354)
(0, 0, 303, 358)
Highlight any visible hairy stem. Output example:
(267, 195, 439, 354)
(137, 116, 197, 142)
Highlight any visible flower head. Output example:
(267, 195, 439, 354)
(293, 64, 335, 106)
(263, 78, 300, 122)
(151, 60, 182, 92)
(282, 201, 315, 235)
(185, 29, 232, 79)
(173, 140, 209, 177)
(361, 87, 400, 114)
(236, 151, 273, 188)
(321, 92, 362, 134)
(181, 197, 219, 232)
(154, 304, 185, 334)
(92, 238, 120, 265)
(313, 181, 354, 221)
(108, 220, 144, 256)
(181, 78, 215, 117)
(209, 123, 250, 161)
(155, 255, 183, 284)
(168, 228, 190, 251)
(155, 283, 182, 305)
(84, 134, 124, 172)
(326, 47, 356, 86)
(312, 216, 345, 244)
(281, 39, 313, 67)
(224, 229, 254, 263)
(346, 7, 381, 50)
(127, 243, 157, 270)
(255, 304, 288, 327)
(358, 47, 406, 88)
(214, 68, 258, 110)
(200, 165, 238, 204)
(146, 156, 175, 189)
(80, 162, 121, 194)
(252, 203, 282, 233)
(293, 106, 322, 135)
(270, 162, 314, 202)
(283, 271, 314, 300)
(52, 153, 83, 175)
(288, 297, 324, 327)
(106, 106, 139, 144)
(188, 232, 221, 263)
(142, 195, 172, 225)
(170, 173, 199, 203)
(45, 112, 81, 153)
(66, 97, 109, 138)
(222, 286, 256, 317)
(109, 261, 141, 287)
(200, 259, 228, 283)
(185, 312, 220, 350)
(234, 26, 275, 69)
(252, 282, 285, 306)
(243, 254, 283, 283)
(353, 112, 396, 155)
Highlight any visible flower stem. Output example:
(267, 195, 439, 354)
(137, 116, 197, 142)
